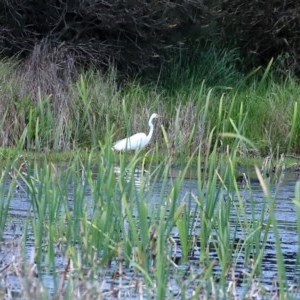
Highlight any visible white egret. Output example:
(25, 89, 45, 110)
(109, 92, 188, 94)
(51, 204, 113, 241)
(112, 113, 160, 151)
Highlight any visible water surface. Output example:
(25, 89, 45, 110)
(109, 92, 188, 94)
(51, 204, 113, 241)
(1, 163, 300, 298)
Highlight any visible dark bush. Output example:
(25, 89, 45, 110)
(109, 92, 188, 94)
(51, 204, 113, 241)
(0, 0, 216, 76)
(219, 0, 300, 76)
(2, 1, 300, 78)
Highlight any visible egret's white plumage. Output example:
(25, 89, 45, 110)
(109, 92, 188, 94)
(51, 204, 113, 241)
(112, 113, 160, 151)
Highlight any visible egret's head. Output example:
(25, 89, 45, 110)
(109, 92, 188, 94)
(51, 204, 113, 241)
(148, 113, 160, 126)
(151, 113, 161, 119)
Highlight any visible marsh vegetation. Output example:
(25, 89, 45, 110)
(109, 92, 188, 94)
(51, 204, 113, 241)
(1, 2, 300, 298)
(0, 48, 300, 157)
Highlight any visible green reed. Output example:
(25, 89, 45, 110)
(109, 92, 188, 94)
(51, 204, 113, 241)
(175, 197, 197, 261)
(261, 165, 287, 297)
(0, 155, 21, 241)
(24, 92, 54, 151)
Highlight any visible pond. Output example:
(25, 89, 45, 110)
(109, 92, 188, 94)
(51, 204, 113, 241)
(1, 162, 300, 299)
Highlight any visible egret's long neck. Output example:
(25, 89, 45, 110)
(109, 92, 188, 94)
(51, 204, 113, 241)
(147, 122, 154, 141)
(146, 115, 156, 144)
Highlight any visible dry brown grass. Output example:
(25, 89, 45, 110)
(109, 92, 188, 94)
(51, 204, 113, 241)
(0, 59, 21, 147)
(166, 101, 205, 157)
(19, 40, 75, 113)
(0, 40, 80, 149)
(0, 39, 121, 150)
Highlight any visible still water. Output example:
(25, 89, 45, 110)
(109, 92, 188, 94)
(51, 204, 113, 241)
(1, 163, 300, 298)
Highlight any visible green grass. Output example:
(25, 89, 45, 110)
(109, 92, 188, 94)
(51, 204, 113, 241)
(0, 48, 300, 156)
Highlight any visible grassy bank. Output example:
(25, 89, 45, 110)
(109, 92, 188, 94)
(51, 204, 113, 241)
(0, 47, 300, 158)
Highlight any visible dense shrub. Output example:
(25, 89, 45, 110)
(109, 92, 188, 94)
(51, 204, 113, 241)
(0, 0, 215, 76)
(220, 0, 300, 76)
(2, 1, 300, 78)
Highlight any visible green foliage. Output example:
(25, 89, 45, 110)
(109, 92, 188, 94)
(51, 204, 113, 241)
(238, 74, 300, 155)
(161, 46, 244, 94)
(0, 157, 19, 241)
